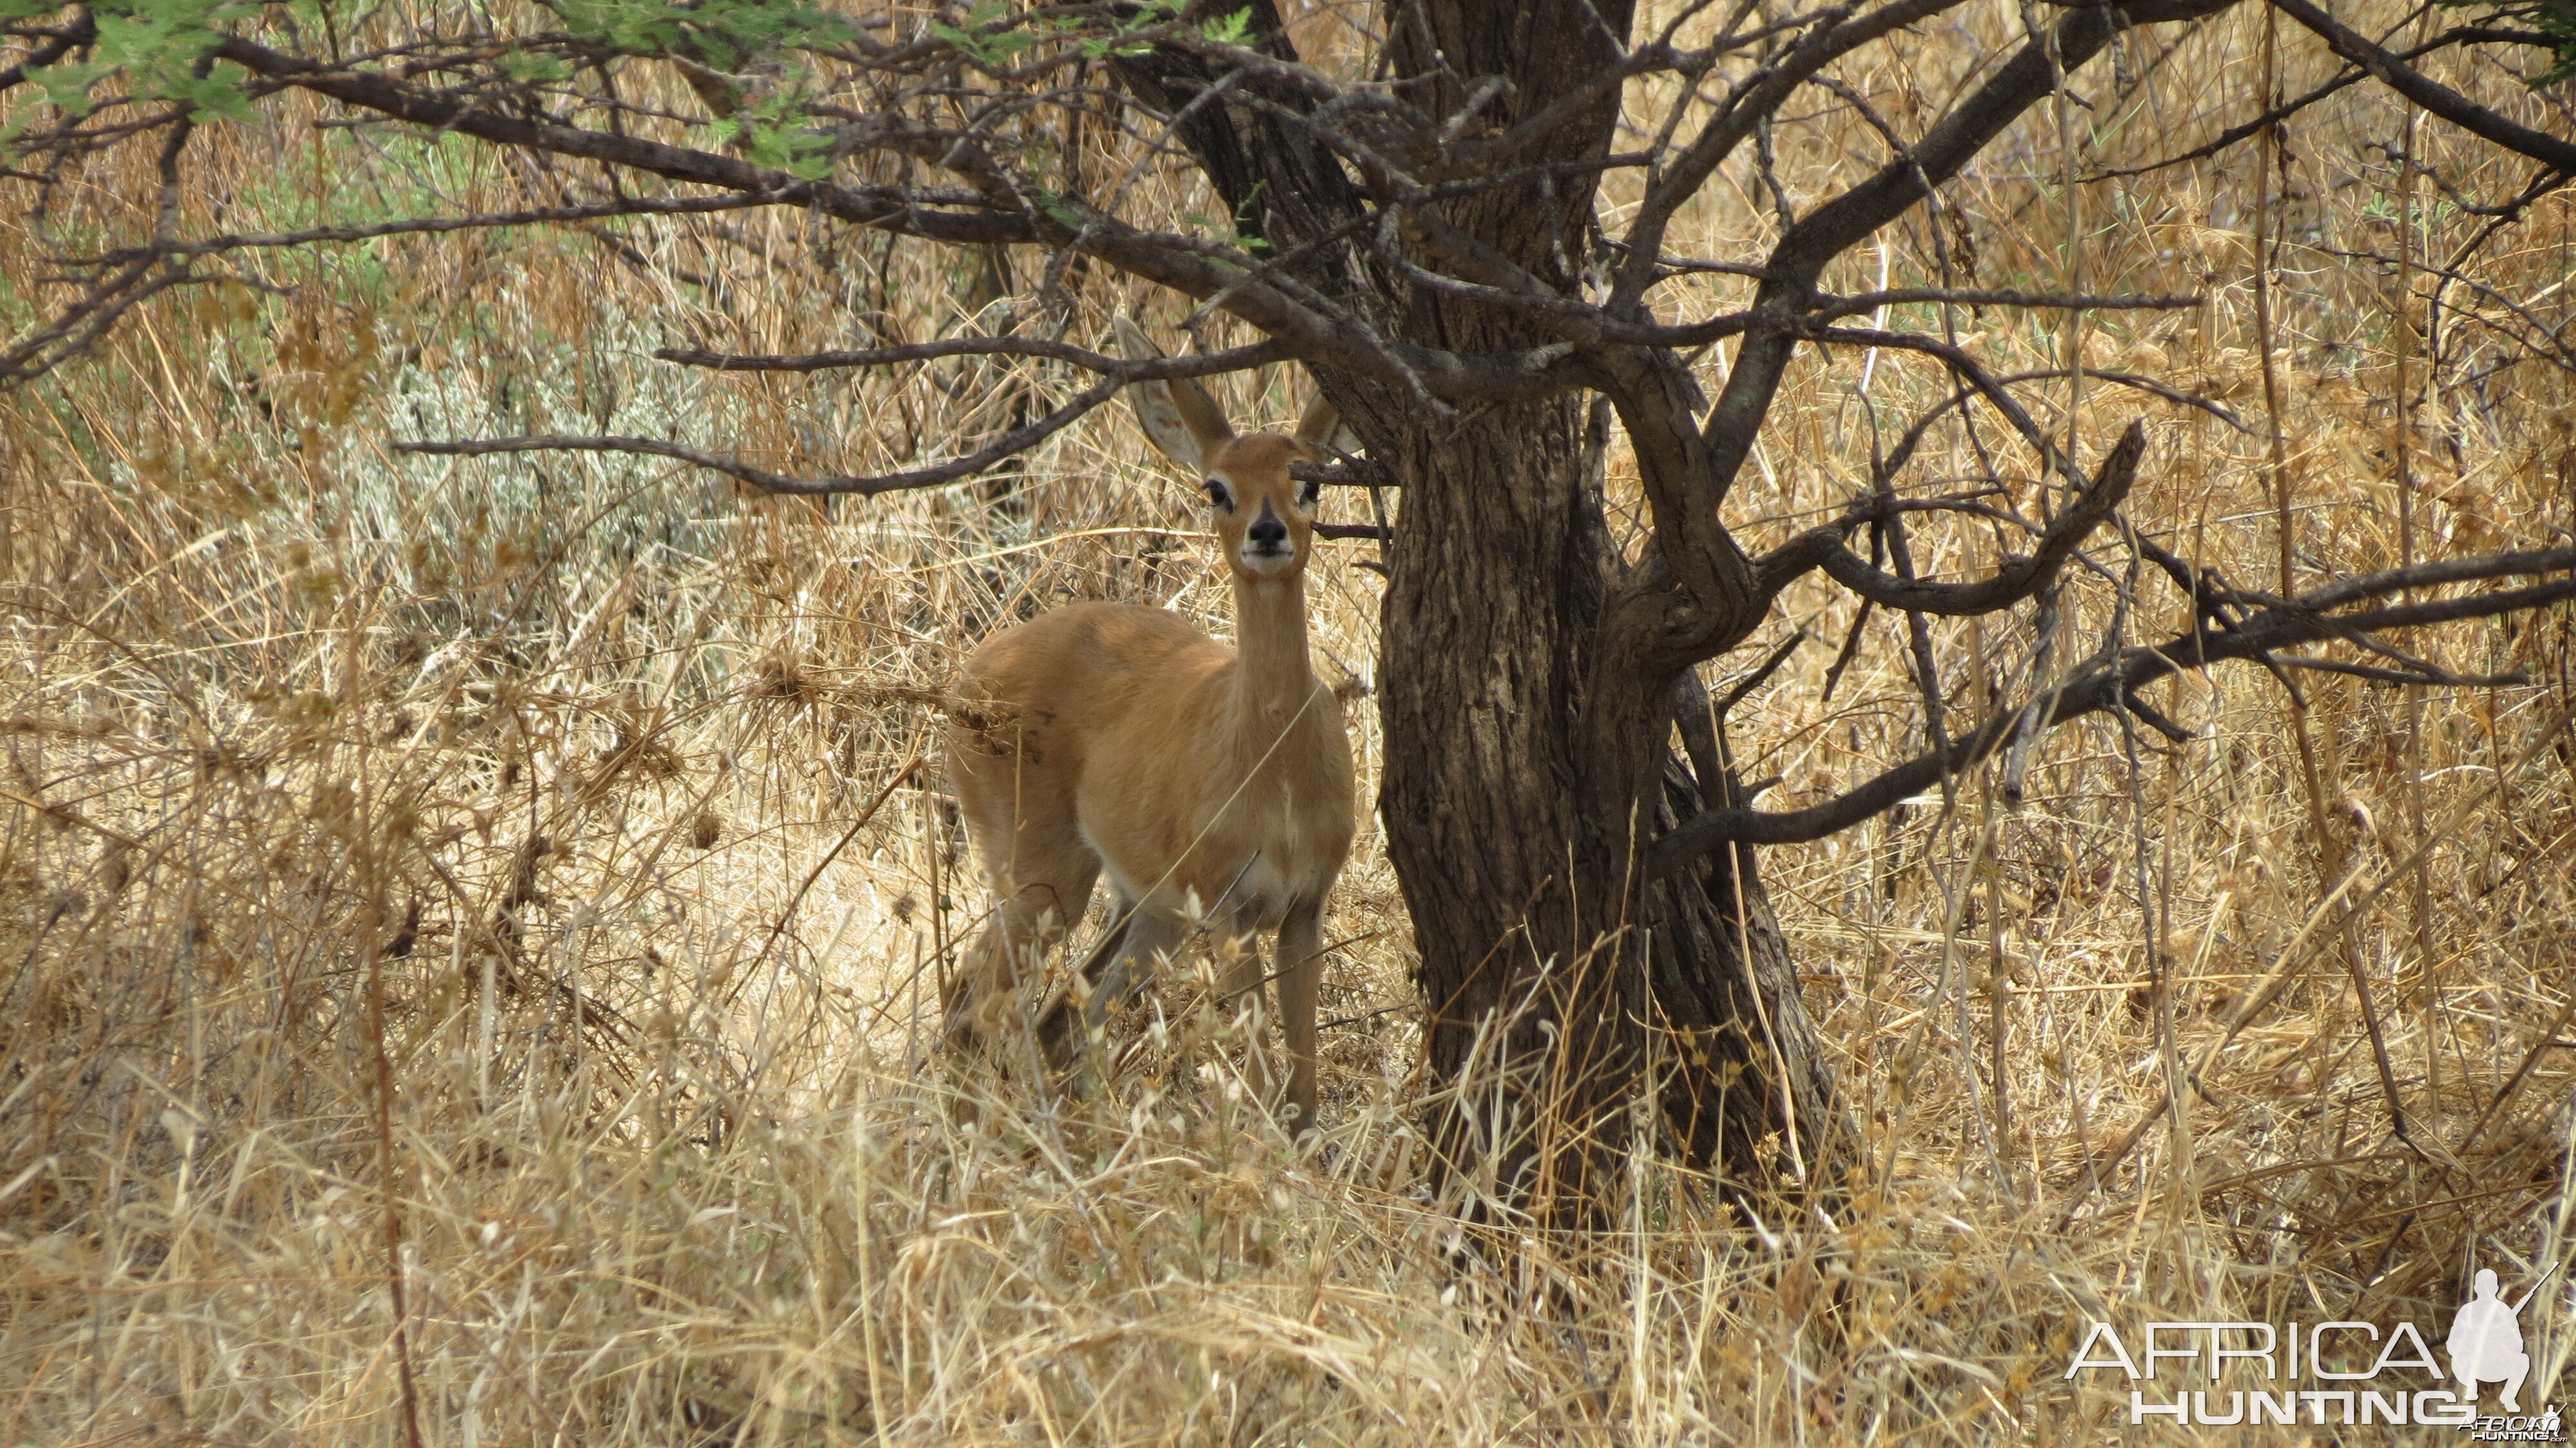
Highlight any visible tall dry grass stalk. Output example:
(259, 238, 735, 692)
(3, 1, 2572, 1442)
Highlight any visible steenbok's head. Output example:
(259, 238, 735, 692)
(1114, 316, 1342, 585)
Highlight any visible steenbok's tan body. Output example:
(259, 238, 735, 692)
(945, 319, 1356, 1130)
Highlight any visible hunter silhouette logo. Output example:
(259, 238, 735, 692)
(2064, 1259, 2561, 1432)
(2450, 1266, 2548, 1413)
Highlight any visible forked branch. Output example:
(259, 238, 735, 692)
(1757, 420, 2146, 613)
(2266, 0, 2576, 175)
(1651, 543, 2576, 870)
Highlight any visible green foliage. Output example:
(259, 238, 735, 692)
(1179, 183, 1274, 251)
(1180, 210, 1271, 251)
(712, 86, 837, 180)
(0, 0, 861, 178)
(2440, 0, 2576, 83)
(551, 0, 856, 70)
(0, 0, 1222, 148)
(931, 0, 1198, 66)
(2529, 0, 2576, 82)
(1030, 185, 1086, 231)
(1202, 7, 1255, 44)
(544, 1, 857, 180)
(0, 0, 263, 130)
(930, 3, 1044, 64)
(499, 50, 574, 86)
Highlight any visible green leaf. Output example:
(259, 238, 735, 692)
(2438, 0, 2576, 85)
(500, 51, 573, 85)
(7, 1, 269, 124)
(554, 0, 857, 62)
(176, 70, 260, 125)
(1029, 187, 1084, 231)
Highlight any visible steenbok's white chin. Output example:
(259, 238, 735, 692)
(1236, 546, 1299, 577)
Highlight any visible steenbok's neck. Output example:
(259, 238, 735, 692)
(1231, 572, 1317, 722)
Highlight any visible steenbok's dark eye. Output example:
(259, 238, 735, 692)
(1205, 477, 1235, 510)
(1295, 476, 1323, 509)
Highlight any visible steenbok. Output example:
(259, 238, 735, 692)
(943, 317, 1357, 1132)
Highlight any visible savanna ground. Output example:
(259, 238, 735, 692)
(3, 1, 2574, 1443)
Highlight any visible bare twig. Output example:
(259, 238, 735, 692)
(1757, 419, 2146, 613)
(1653, 542, 2576, 866)
(399, 376, 1142, 495)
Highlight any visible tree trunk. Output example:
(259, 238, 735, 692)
(1643, 763, 1844, 1194)
(1124, 0, 1847, 1219)
(1370, 394, 1843, 1219)
(1372, 393, 1626, 1216)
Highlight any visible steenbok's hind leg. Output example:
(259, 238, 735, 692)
(942, 818, 1098, 1056)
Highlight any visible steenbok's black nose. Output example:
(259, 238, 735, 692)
(1247, 508, 1288, 550)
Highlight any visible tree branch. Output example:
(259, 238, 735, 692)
(1650, 543, 2576, 868)
(654, 335, 1291, 377)
(1613, 0, 1976, 310)
(1757, 419, 2146, 613)
(67, 194, 807, 266)
(209, 38, 1039, 246)
(2085, 21, 2535, 180)
(1814, 287, 2202, 320)
(1680, 0, 2244, 544)
(397, 366, 1153, 495)
(207, 32, 1495, 396)
(2267, 0, 2576, 174)
(0, 12, 95, 95)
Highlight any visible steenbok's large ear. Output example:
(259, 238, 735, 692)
(1113, 315, 1233, 473)
(1291, 389, 1354, 459)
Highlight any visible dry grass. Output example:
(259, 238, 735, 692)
(4, 2, 2575, 1443)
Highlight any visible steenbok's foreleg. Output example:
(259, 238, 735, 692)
(1037, 903, 1184, 1080)
(943, 877, 1088, 1044)
(1084, 906, 1186, 1037)
(1276, 899, 1326, 1133)
(1218, 920, 1279, 1102)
